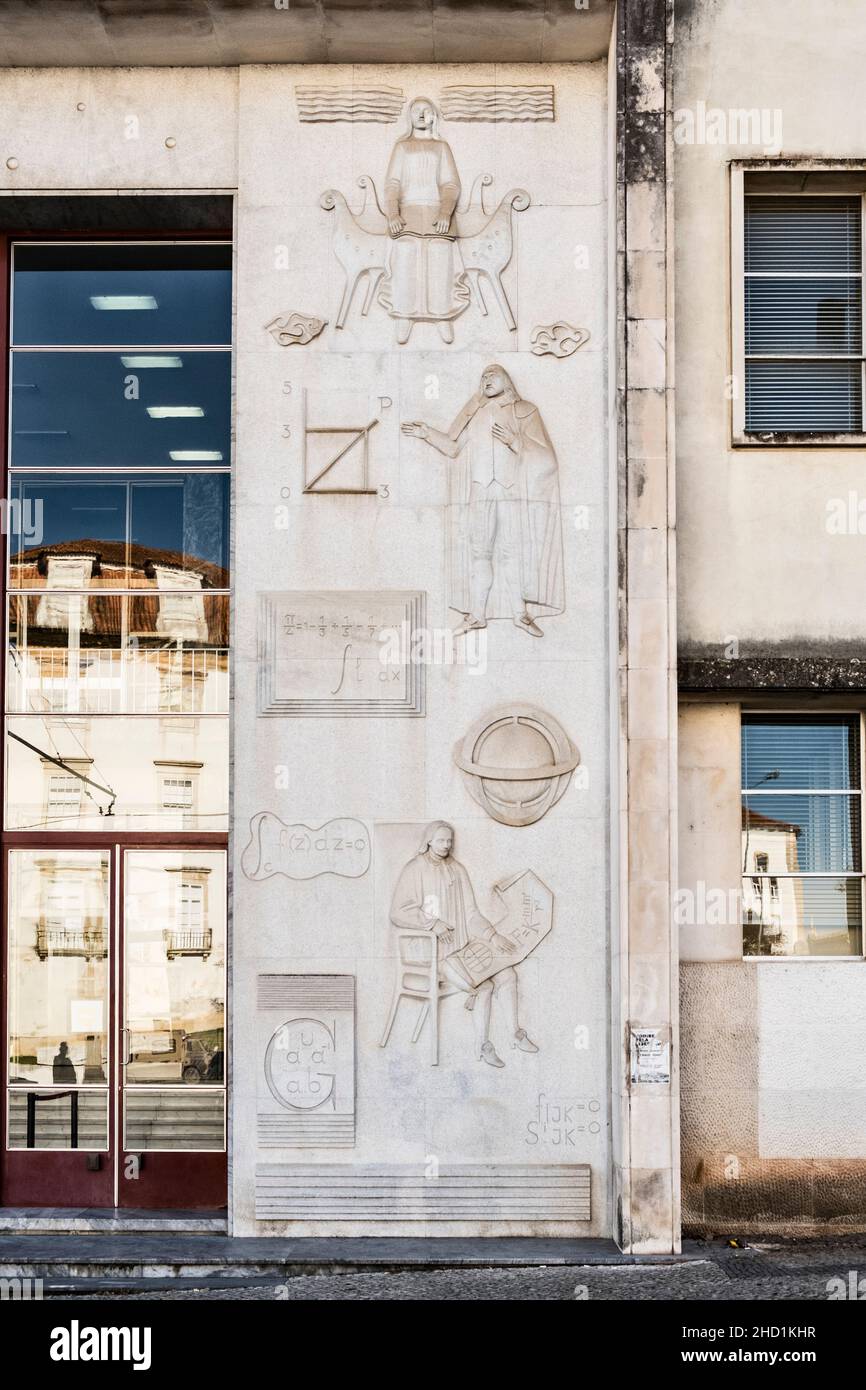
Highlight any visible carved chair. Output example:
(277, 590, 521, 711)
(379, 929, 463, 1067)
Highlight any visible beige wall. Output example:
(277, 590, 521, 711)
(674, 0, 866, 652)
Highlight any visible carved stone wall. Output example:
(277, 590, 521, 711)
(232, 62, 611, 1236)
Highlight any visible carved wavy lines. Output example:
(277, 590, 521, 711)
(296, 85, 405, 122)
(441, 85, 555, 122)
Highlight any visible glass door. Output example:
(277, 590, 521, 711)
(4, 848, 114, 1206)
(2, 845, 226, 1208)
(120, 849, 226, 1208)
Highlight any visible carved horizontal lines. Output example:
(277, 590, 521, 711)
(296, 86, 404, 122)
(258, 975, 355, 1011)
(441, 86, 555, 122)
(255, 1164, 591, 1221)
(258, 1115, 355, 1148)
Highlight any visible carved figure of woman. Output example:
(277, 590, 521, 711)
(378, 96, 471, 344)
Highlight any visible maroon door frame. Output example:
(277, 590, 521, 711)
(0, 226, 232, 1209)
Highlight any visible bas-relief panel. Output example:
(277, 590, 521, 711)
(240, 71, 606, 1228)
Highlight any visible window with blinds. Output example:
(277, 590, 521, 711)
(744, 196, 863, 433)
(741, 714, 863, 957)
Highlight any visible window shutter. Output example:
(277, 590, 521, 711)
(744, 196, 863, 432)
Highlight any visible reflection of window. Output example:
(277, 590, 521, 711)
(47, 773, 82, 819)
(162, 777, 194, 810)
(741, 713, 863, 959)
(164, 865, 213, 959)
(178, 881, 204, 931)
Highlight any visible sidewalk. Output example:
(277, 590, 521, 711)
(4, 1232, 866, 1299)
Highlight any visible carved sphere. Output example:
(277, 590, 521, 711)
(454, 705, 579, 827)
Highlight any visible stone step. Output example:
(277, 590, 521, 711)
(0, 1208, 227, 1235)
(0, 1233, 670, 1283)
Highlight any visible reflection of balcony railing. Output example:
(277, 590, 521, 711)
(164, 928, 213, 960)
(35, 925, 108, 959)
(26, 1090, 78, 1149)
(14, 647, 229, 715)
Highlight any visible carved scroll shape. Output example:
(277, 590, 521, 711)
(530, 323, 591, 358)
(266, 312, 327, 346)
(242, 813, 370, 880)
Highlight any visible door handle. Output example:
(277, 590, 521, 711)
(121, 1027, 131, 1066)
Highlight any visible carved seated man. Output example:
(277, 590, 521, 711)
(389, 820, 538, 1067)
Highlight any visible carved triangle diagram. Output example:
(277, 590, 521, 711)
(302, 389, 380, 494)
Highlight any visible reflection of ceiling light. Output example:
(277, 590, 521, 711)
(169, 450, 223, 461)
(147, 406, 204, 418)
(90, 295, 158, 310)
(121, 355, 182, 368)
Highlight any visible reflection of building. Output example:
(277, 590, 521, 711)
(9, 540, 229, 718)
(741, 808, 803, 955)
(7, 540, 229, 831)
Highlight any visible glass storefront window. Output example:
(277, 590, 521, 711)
(741, 715, 863, 958)
(12, 242, 231, 347)
(6, 715, 228, 831)
(10, 351, 231, 468)
(8, 472, 230, 589)
(8, 593, 230, 715)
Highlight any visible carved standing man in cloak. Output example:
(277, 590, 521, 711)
(389, 821, 539, 1068)
(378, 96, 471, 344)
(402, 364, 564, 637)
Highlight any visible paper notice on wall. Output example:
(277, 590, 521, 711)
(630, 1027, 670, 1086)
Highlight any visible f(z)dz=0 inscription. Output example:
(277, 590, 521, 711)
(242, 814, 370, 881)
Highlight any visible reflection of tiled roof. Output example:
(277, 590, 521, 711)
(10, 539, 229, 590)
(742, 806, 801, 835)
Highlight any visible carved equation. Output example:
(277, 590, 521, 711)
(257, 590, 426, 717)
(258, 975, 356, 1148)
(242, 814, 370, 881)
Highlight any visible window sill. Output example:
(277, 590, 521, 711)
(733, 431, 866, 448)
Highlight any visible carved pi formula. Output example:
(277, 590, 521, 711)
(380, 821, 552, 1068)
(258, 591, 426, 716)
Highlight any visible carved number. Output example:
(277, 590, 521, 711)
(377, 484, 390, 499)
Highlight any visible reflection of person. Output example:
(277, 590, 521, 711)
(205, 1048, 224, 1083)
(378, 96, 470, 344)
(389, 821, 538, 1067)
(52, 1041, 77, 1084)
(402, 365, 564, 637)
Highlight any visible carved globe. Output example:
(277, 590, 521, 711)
(454, 705, 579, 827)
